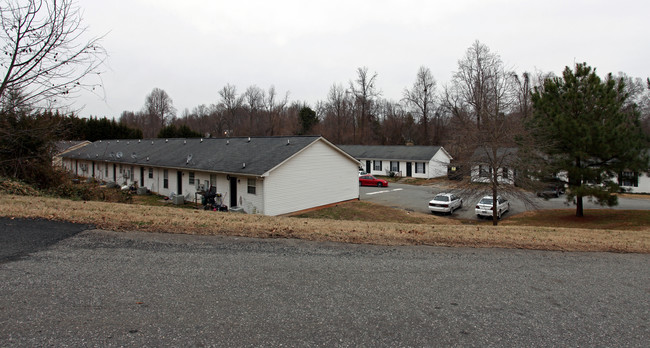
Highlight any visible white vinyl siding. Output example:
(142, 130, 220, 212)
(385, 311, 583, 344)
(263, 140, 359, 216)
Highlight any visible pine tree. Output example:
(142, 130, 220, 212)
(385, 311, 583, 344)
(531, 63, 649, 217)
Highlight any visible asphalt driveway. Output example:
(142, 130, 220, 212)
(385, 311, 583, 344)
(1, 218, 649, 346)
(361, 182, 650, 220)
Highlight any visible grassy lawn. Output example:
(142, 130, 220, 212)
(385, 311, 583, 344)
(501, 209, 650, 231)
(1, 193, 648, 253)
(292, 201, 460, 225)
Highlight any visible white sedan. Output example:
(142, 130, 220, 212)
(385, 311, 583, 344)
(428, 193, 463, 214)
(475, 196, 510, 219)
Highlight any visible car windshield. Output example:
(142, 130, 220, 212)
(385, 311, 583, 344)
(434, 195, 449, 202)
(479, 198, 493, 205)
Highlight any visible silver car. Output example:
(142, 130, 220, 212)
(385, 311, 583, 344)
(475, 196, 509, 219)
(428, 193, 463, 214)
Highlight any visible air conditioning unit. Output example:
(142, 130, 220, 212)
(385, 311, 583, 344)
(172, 195, 184, 205)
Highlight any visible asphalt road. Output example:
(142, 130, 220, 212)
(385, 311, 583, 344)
(361, 183, 650, 220)
(1, 218, 649, 346)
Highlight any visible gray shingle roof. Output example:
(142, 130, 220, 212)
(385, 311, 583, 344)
(337, 145, 445, 161)
(55, 140, 91, 154)
(60, 136, 325, 176)
(471, 147, 519, 164)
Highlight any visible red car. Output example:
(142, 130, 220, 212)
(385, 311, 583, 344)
(359, 175, 388, 187)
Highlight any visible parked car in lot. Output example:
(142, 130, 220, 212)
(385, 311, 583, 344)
(475, 196, 510, 219)
(359, 175, 388, 187)
(536, 184, 563, 198)
(428, 193, 463, 214)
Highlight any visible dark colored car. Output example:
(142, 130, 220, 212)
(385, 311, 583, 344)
(359, 175, 388, 187)
(536, 184, 564, 198)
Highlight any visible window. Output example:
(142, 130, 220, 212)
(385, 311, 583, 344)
(247, 178, 256, 194)
(621, 171, 638, 187)
(210, 174, 216, 188)
(105, 164, 108, 177)
(130, 166, 134, 181)
(479, 165, 490, 178)
(189, 172, 195, 185)
(163, 169, 168, 189)
(415, 162, 425, 174)
(502, 167, 509, 179)
(390, 161, 400, 172)
(373, 161, 382, 171)
(148, 168, 153, 179)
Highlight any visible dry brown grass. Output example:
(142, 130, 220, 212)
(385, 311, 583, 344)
(2, 193, 648, 253)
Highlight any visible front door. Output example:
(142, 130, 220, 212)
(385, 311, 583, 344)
(140, 167, 144, 187)
(366, 160, 371, 173)
(230, 177, 238, 207)
(406, 162, 412, 177)
(177, 171, 182, 195)
(113, 164, 116, 182)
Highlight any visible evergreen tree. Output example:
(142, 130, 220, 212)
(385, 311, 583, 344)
(298, 106, 318, 135)
(530, 63, 649, 217)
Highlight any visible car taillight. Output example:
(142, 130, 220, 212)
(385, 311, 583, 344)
(475, 205, 479, 209)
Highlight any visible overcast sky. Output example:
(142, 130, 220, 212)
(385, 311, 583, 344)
(74, 0, 649, 118)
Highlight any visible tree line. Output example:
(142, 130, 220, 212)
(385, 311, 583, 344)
(117, 44, 650, 153)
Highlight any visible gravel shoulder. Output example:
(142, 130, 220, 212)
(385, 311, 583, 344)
(1, 218, 649, 346)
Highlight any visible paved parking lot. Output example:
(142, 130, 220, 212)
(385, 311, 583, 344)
(360, 182, 650, 220)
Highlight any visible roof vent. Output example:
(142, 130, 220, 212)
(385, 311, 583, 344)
(99, 140, 102, 143)
(117, 140, 120, 143)
(151, 140, 154, 145)
(146, 156, 149, 161)
(184, 140, 186, 145)
(116, 152, 123, 159)
(242, 162, 246, 168)
(186, 154, 193, 164)
(226, 140, 229, 145)
(165, 139, 168, 143)
(200, 138, 203, 143)
(131, 152, 137, 159)
(138, 139, 141, 143)
(247, 137, 251, 142)
(127, 141, 130, 145)
(287, 139, 291, 145)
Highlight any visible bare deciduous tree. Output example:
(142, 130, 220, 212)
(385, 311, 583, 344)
(0, 0, 106, 109)
(218, 83, 243, 136)
(143, 87, 175, 138)
(403, 66, 437, 144)
(264, 85, 289, 136)
(350, 67, 380, 144)
(243, 85, 264, 135)
(321, 83, 354, 144)
(444, 41, 540, 225)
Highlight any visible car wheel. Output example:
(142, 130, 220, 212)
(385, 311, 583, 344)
(377, 183, 382, 187)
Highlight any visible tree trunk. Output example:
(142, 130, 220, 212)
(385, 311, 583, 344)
(492, 185, 498, 226)
(576, 195, 584, 217)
